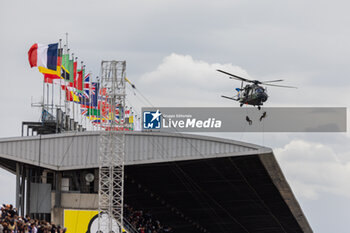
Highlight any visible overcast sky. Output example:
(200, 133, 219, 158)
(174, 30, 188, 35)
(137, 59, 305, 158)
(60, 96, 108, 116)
(1, 1, 350, 232)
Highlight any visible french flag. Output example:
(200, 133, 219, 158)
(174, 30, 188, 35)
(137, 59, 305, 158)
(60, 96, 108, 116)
(28, 43, 58, 71)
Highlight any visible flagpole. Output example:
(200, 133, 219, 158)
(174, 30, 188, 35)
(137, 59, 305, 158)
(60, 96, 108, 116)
(65, 32, 68, 51)
(42, 75, 45, 122)
(65, 33, 68, 116)
(82, 64, 86, 128)
(89, 73, 93, 131)
(86, 71, 92, 131)
(90, 75, 93, 131)
(65, 34, 70, 119)
(59, 39, 62, 112)
(63, 45, 67, 118)
(47, 82, 49, 116)
(67, 48, 71, 118)
(96, 76, 100, 131)
(52, 80, 54, 115)
(71, 52, 75, 124)
(75, 56, 79, 129)
(80, 61, 84, 129)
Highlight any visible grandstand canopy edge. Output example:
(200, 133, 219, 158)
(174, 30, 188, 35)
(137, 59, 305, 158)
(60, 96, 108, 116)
(0, 131, 272, 171)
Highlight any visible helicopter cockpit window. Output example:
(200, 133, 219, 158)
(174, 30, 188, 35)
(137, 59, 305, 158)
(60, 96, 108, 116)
(256, 88, 264, 93)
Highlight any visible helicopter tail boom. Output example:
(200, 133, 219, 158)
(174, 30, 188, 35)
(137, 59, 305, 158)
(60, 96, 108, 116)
(221, 95, 239, 101)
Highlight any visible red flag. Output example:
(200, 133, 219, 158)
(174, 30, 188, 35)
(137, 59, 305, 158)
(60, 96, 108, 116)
(44, 74, 53, 84)
(73, 61, 77, 88)
(77, 70, 83, 91)
(65, 88, 73, 101)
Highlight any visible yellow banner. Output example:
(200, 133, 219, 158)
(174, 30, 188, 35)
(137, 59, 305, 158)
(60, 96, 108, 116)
(64, 209, 98, 233)
(64, 209, 126, 233)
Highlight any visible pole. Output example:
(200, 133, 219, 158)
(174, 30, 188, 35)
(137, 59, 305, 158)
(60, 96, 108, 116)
(52, 79, 54, 115)
(65, 32, 68, 49)
(47, 83, 49, 116)
(72, 52, 75, 122)
(65, 33, 70, 118)
(59, 39, 62, 112)
(42, 77, 45, 121)
(67, 48, 71, 118)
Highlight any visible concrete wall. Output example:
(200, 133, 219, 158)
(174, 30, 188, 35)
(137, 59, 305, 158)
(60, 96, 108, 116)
(51, 192, 98, 226)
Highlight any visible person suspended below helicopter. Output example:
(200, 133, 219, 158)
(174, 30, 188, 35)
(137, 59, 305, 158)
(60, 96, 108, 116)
(217, 69, 297, 110)
(260, 111, 267, 121)
(246, 116, 252, 125)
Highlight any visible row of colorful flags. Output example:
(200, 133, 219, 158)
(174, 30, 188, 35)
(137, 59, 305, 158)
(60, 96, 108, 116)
(28, 42, 88, 101)
(27, 42, 135, 130)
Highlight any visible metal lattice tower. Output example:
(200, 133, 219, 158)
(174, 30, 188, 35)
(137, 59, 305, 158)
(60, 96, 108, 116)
(98, 61, 126, 233)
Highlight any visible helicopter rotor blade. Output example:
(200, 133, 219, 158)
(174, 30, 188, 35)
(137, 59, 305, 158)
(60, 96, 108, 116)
(217, 69, 252, 82)
(217, 69, 297, 88)
(264, 83, 297, 88)
(261, 79, 284, 84)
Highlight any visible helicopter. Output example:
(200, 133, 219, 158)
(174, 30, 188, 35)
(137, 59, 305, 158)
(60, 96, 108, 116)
(217, 69, 297, 110)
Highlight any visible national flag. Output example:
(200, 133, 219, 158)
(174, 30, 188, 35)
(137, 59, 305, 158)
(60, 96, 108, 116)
(81, 108, 88, 116)
(83, 73, 90, 87)
(91, 119, 101, 125)
(90, 81, 97, 96)
(91, 82, 99, 107)
(43, 74, 63, 84)
(73, 61, 77, 86)
(80, 104, 94, 109)
(28, 43, 58, 70)
(68, 90, 80, 102)
(83, 73, 90, 98)
(38, 48, 62, 79)
(65, 87, 73, 102)
(85, 108, 100, 116)
(81, 107, 100, 117)
(62, 83, 79, 102)
(99, 100, 111, 117)
(73, 91, 80, 102)
(61, 54, 70, 81)
(76, 69, 83, 94)
(40, 66, 61, 80)
(68, 59, 74, 84)
(44, 74, 53, 84)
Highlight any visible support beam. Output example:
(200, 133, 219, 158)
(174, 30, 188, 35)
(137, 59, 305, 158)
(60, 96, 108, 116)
(26, 167, 31, 216)
(16, 162, 20, 209)
(55, 172, 61, 208)
(20, 164, 25, 216)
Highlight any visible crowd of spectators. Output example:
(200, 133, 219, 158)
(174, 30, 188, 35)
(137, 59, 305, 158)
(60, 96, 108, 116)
(124, 204, 172, 233)
(1, 203, 171, 233)
(0, 204, 66, 233)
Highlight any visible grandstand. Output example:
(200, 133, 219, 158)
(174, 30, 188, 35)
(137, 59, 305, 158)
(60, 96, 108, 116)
(0, 131, 312, 233)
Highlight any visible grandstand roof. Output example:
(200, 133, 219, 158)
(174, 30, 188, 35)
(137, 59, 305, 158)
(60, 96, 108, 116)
(0, 132, 312, 233)
(0, 131, 269, 171)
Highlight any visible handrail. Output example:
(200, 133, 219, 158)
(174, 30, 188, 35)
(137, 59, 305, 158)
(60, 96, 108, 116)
(123, 218, 139, 233)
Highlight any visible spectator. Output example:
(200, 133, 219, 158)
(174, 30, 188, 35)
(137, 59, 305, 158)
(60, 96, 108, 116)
(124, 204, 173, 233)
(0, 203, 171, 233)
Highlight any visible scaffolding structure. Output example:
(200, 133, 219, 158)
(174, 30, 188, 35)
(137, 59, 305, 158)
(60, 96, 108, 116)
(98, 61, 126, 233)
